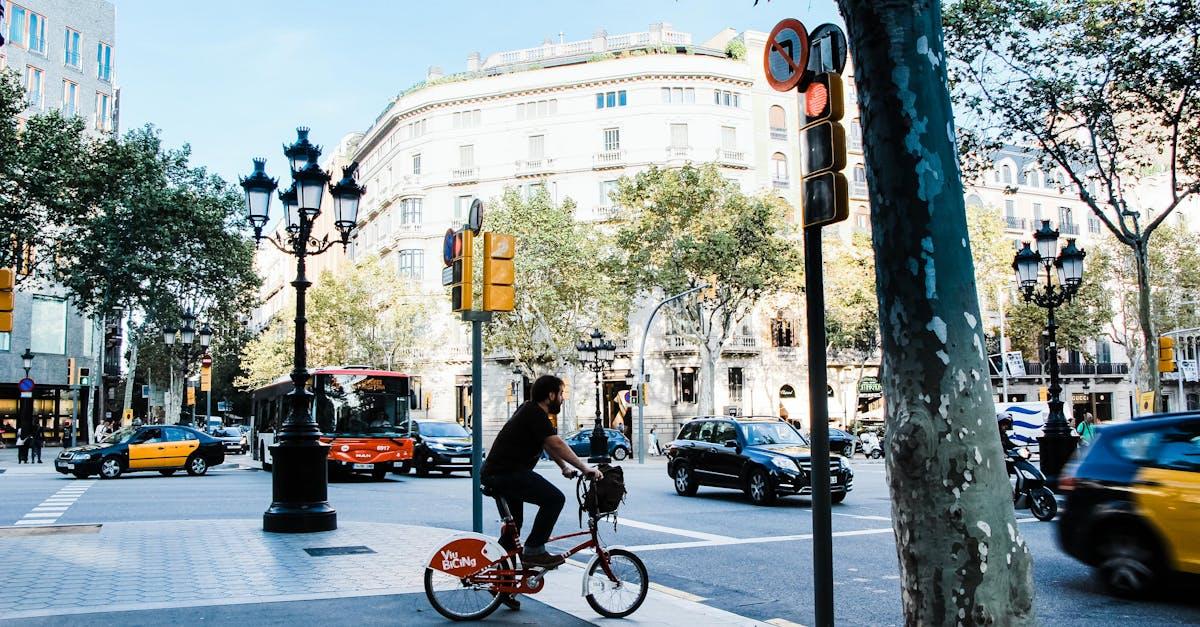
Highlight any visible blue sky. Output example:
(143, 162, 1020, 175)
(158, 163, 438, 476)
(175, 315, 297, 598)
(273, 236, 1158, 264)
(112, 1, 842, 185)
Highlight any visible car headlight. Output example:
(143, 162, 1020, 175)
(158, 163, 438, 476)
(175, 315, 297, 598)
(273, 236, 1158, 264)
(770, 456, 800, 473)
(73, 453, 94, 461)
(426, 442, 446, 451)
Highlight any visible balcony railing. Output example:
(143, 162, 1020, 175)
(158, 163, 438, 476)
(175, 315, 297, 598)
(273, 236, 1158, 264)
(450, 167, 477, 184)
(723, 335, 760, 354)
(517, 158, 554, 176)
(716, 148, 748, 168)
(1060, 222, 1080, 235)
(593, 149, 626, 169)
(772, 177, 790, 189)
(852, 182, 868, 197)
(997, 361, 1130, 377)
(595, 205, 622, 220)
(483, 26, 693, 70)
(663, 335, 697, 352)
(666, 145, 692, 159)
(1005, 215, 1027, 231)
(770, 128, 788, 141)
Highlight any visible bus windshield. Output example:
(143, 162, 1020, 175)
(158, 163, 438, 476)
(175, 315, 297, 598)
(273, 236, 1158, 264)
(314, 373, 409, 436)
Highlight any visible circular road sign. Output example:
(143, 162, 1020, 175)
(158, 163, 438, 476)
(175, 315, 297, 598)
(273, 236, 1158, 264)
(442, 228, 456, 267)
(18, 377, 34, 393)
(801, 23, 848, 91)
(764, 18, 809, 92)
(468, 199, 484, 235)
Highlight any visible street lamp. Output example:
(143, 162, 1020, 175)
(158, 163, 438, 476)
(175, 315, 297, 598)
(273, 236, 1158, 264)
(576, 329, 616, 463)
(240, 126, 365, 533)
(21, 347, 34, 376)
(1012, 219, 1087, 485)
(162, 312, 211, 427)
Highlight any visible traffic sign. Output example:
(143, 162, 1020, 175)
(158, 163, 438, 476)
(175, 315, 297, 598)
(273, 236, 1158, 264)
(17, 377, 34, 393)
(201, 354, 213, 368)
(764, 18, 809, 92)
(468, 199, 484, 235)
(804, 24, 848, 89)
(443, 228, 456, 267)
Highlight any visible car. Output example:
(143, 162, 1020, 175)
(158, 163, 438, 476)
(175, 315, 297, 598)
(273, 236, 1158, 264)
(666, 416, 854, 506)
(1057, 413, 1200, 597)
(829, 428, 859, 458)
(212, 426, 248, 455)
(55, 424, 225, 480)
(563, 428, 632, 461)
(397, 419, 478, 476)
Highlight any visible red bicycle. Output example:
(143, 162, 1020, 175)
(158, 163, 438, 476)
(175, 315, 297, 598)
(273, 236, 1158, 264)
(424, 473, 648, 620)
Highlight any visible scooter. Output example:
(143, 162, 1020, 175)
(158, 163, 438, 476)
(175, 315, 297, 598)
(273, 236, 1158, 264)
(861, 439, 884, 459)
(1006, 448, 1057, 521)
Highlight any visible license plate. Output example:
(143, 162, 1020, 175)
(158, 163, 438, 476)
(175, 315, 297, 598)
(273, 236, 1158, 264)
(353, 463, 373, 470)
(830, 476, 838, 484)
(67, 463, 75, 469)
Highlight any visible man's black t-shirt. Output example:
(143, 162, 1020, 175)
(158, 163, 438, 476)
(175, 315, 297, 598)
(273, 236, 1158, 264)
(482, 401, 556, 477)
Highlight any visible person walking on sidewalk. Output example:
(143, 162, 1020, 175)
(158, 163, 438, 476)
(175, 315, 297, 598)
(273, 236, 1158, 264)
(648, 426, 662, 456)
(30, 426, 43, 463)
(16, 427, 29, 463)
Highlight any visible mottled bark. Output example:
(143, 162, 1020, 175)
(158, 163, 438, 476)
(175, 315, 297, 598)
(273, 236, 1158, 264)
(836, 1, 1036, 624)
(1134, 241, 1159, 405)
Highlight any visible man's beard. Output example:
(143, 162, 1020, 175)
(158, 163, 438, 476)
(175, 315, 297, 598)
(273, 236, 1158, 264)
(548, 399, 562, 415)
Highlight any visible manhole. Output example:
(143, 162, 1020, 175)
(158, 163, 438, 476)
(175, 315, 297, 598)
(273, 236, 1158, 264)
(304, 545, 375, 557)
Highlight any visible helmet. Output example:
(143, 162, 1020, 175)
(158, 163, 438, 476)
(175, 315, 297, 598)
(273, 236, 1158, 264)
(996, 412, 1013, 424)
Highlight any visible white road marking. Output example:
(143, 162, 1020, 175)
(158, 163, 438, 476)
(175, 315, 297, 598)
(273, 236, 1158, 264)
(766, 619, 807, 627)
(618, 517, 737, 542)
(12, 482, 95, 526)
(832, 512, 892, 521)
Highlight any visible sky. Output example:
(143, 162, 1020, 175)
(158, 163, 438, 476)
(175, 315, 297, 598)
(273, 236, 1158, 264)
(111, 0, 843, 185)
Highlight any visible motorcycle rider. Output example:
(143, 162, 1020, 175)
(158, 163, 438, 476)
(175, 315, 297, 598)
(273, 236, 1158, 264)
(996, 412, 1018, 452)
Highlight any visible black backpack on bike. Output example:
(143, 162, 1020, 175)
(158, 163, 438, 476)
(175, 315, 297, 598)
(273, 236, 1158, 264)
(583, 464, 627, 518)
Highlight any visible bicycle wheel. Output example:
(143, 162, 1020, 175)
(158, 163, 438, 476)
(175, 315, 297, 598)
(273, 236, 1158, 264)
(585, 548, 649, 618)
(424, 564, 503, 621)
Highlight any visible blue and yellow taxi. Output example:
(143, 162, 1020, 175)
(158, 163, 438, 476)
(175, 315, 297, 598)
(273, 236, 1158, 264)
(1057, 413, 1200, 596)
(56, 424, 225, 480)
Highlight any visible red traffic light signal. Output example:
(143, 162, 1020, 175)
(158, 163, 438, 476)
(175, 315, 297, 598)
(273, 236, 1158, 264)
(803, 73, 844, 126)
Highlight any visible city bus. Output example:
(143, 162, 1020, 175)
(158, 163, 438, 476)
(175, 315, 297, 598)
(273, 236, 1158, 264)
(251, 367, 415, 480)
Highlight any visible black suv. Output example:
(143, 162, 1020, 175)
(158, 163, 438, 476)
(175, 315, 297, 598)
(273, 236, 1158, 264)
(667, 416, 854, 505)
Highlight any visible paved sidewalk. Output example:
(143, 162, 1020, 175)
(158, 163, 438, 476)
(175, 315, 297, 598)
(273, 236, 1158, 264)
(0, 519, 771, 625)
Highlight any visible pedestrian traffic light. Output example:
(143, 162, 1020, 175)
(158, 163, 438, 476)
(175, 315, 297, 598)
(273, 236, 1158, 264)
(1159, 336, 1177, 373)
(450, 229, 474, 313)
(78, 367, 91, 386)
(0, 267, 13, 333)
(800, 72, 849, 228)
(68, 358, 77, 385)
(482, 232, 515, 312)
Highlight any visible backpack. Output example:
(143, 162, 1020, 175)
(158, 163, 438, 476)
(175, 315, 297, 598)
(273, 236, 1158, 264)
(583, 464, 627, 519)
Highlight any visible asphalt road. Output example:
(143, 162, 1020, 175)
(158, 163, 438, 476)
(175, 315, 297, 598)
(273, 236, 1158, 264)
(2, 453, 1198, 626)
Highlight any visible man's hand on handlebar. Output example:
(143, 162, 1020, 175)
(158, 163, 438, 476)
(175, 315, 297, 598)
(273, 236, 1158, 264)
(583, 466, 603, 481)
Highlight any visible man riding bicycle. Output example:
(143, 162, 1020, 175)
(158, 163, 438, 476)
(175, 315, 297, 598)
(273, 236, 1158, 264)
(481, 375, 602, 571)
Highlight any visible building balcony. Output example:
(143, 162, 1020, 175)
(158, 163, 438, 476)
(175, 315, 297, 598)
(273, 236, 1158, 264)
(1005, 215, 1027, 231)
(852, 182, 869, 198)
(722, 335, 760, 355)
(450, 167, 478, 185)
(516, 158, 554, 177)
(595, 205, 622, 221)
(662, 334, 697, 355)
(772, 178, 790, 189)
(665, 145, 693, 161)
(995, 361, 1129, 377)
(593, 149, 626, 169)
(716, 148, 749, 169)
(401, 173, 424, 189)
(770, 128, 788, 141)
(1060, 222, 1080, 235)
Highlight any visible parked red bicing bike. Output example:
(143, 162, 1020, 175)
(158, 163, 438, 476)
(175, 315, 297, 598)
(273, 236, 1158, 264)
(424, 472, 648, 620)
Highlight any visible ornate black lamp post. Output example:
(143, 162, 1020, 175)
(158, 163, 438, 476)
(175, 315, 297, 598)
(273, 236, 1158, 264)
(162, 312, 212, 426)
(576, 329, 616, 463)
(21, 348, 34, 377)
(240, 127, 365, 533)
(1013, 219, 1086, 484)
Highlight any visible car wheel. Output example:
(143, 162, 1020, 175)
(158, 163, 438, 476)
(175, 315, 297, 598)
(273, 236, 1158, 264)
(612, 446, 629, 461)
(371, 465, 389, 481)
(869, 450, 883, 459)
(99, 457, 122, 480)
(394, 461, 412, 475)
(746, 468, 777, 506)
(831, 491, 847, 504)
(415, 460, 430, 477)
(72, 471, 90, 480)
(1029, 487, 1057, 521)
(186, 454, 209, 476)
(842, 444, 855, 458)
(673, 464, 698, 496)
(159, 469, 176, 477)
(1097, 528, 1160, 598)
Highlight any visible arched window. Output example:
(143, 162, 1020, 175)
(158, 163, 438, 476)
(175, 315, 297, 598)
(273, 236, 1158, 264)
(1001, 164, 1013, 185)
(965, 194, 984, 209)
(779, 385, 796, 398)
(1026, 169, 1040, 188)
(769, 105, 787, 134)
(771, 152, 789, 184)
(852, 165, 867, 197)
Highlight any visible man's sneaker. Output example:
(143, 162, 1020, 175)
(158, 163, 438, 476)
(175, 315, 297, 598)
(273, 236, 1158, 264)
(499, 593, 521, 610)
(520, 551, 565, 569)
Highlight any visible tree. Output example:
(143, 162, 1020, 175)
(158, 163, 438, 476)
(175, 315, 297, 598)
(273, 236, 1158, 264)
(945, 0, 1200, 403)
(834, 1, 1035, 622)
(612, 164, 800, 416)
(482, 188, 627, 377)
(825, 233, 878, 423)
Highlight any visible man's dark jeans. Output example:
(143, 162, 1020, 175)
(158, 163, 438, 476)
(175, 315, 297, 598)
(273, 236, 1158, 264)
(481, 470, 565, 553)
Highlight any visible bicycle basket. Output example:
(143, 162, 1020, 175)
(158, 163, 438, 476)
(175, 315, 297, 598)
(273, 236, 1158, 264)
(583, 464, 626, 517)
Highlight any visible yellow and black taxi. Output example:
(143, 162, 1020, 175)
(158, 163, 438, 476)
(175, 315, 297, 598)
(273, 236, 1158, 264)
(55, 425, 226, 480)
(1057, 413, 1200, 597)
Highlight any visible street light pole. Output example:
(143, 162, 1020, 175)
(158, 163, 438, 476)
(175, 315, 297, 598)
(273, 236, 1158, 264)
(577, 329, 615, 463)
(634, 285, 707, 463)
(241, 128, 365, 534)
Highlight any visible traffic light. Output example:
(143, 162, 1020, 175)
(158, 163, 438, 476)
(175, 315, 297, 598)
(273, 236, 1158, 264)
(482, 232, 515, 312)
(78, 367, 91, 386)
(68, 358, 77, 385)
(800, 72, 849, 228)
(450, 229, 474, 312)
(0, 267, 13, 333)
(1158, 336, 1177, 373)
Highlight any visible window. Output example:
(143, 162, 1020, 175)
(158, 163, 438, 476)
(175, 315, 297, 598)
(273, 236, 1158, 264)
(1154, 425, 1200, 471)
(714, 90, 740, 107)
(603, 127, 620, 152)
(855, 211, 870, 231)
(516, 98, 557, 120)
(772, 317, 795, 347)
(675, 368, 697, 405)
(728, 367, 743, 403)
(599, 179, 618, 207)
(522, 182, 545, 200)
(1058, 206, 1073, 226)
(8, 5, 27, 47)
(31, 296, 67, 354)
(62, 81, 78, 117)
(411, 153, 421, 175)
(0, 332, 10, 351)
(1032, 203, 1043, 223)
(396, 250, 424, 280)
(27, 10, 46, 53)
(1004, 199, 1015, 217)
(1026, 169, 1040, 187)
(721, 126, 737, 151)
(64, 27, 83, 67)
(769, 105, 787, 136)
(852, 165, 868, 197)
(404, 118, 428, 138)
(399, 197, 422, 226)
(1001, 164, 1013, 185)
(660, 86, 695, 104)
(712, 421, 737, 444)
(528, 135, 545, 160)
(771, 152, 789, 184)
(669, 123, 689, 148)
(850, 119, 863, 151)
(458, 145, 474, 168)
(451, 109, 482, 128)
(25, 66, 44, 108)
(94, 91, 111, 131)
(595, 90, 626, 109)
(96, 42, 112, 81)
(454, 195, 474, 222)
(1088, 215, 1102, 234)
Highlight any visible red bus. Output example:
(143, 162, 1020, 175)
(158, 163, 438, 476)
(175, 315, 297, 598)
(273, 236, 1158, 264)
(251, 366, 415, 480)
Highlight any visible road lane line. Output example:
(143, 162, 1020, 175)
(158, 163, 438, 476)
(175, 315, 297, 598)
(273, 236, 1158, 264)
(11, 482, 96, 527)
(618, 518, 737, 542)
(832, 512, 891, 521)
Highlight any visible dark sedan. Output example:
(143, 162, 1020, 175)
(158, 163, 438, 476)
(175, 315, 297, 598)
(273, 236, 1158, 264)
(212, 427, 248, 455)
(397, 419, 478, 476)
(55, 425, 225, 480)
(563, 428, 632, 461)
(667, 416, 853, 505)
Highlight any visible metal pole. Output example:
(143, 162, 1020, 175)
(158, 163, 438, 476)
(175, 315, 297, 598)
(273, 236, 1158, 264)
(207, 354, 213, 427)
(94, 313, 106, 442)
(470, 316, 485, 533)
(635, 285, 707, 464)
(999, 291, 1009, 402)
(803, 226, 833, 627)
(70, 384, 78, 448)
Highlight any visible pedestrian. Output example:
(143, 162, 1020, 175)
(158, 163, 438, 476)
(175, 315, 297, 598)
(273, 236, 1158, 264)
(1076, 411, 1097, 446)
(93, 420, 109, 443)
(30, 426, 43, 463)
(648, 426, 662, 456)
(16, 427, 28, 463)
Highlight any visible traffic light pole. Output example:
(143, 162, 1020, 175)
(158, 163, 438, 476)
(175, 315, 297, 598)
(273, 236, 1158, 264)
(462, 309, 493, 534)
(803, 225, 834, 627)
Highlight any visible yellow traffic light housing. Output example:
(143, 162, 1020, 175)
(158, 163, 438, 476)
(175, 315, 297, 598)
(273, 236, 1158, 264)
(482, 232, 515, 312)
(0, 267, 13, 333)
(1158, 336, 1177, 373)
(451, 230, 474, 312)
(68, 358, 77, 385)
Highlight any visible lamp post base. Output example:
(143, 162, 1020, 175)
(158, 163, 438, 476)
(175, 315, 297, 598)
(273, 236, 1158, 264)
(263, 439, 337, 533)
(1036, 433, 1079, 489)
